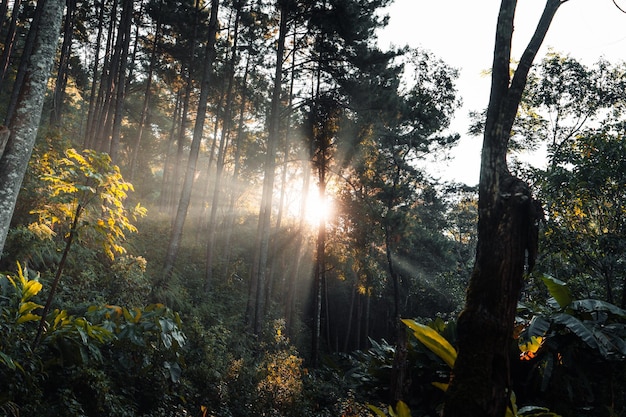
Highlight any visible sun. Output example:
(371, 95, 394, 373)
(304, 189, 334, 227)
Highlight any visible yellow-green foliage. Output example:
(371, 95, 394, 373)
(31, 148, 146, 259)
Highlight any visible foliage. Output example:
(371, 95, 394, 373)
(0, 264, 188, 416)
(31, 148, 146, 260)
(516, 275, 626, 415)
(534, 121, 626, 306)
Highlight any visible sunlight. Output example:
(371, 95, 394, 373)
(304, 189, 334, 227)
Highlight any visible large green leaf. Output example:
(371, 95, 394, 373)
(570, 299, 626, 318)
(402, 319, 456, 368)
(526, 316, 551, 339)
(541, 275, 572, 309)
(552, 313, 598, 350)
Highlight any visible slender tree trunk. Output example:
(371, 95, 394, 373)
(222, 55, 250, 271)
(0, 0, 23, 95)
(285, 155, 311, 336)
(161, 0, 219, 282)
(49, 0, 76, 126)
(159, 89, 181, 211)
(4, 0, 46, 125)
(92, 0, 118, 152)
(246, 2, 288, 334)
(0, 0, 64, 255)
(311, 159, 326, 367)
(130, 0, 161, 180)
(109, 0, 134, 162)
(167, 0, 199, 219)
(442, 2, 565, 416)
(205, 6, 241, 291)
(33, 203, 83, 348)
(83, 0, 106, 149)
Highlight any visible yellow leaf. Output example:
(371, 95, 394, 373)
(431, 381, 449, 392)
(402, 319, 457, 368)
(22, 280, 43, 300)
(19, 301, 43, 315)
(17, 313, 41, 324)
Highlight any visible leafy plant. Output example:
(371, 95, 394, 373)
(29, 148, 146, 347)
(516, 275, 626, 415)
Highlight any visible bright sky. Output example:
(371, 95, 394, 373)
(378, 0, 626, 185)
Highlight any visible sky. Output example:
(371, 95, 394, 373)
(377, 0, 626, 185)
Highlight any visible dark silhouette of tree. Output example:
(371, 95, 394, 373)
(442, 1, 567, 416)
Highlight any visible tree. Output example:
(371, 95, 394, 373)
(0, 0, 65, 257)
(536, 121, 626, 306)
(160, 0, 219, 283)
(442, 1, 567, 416)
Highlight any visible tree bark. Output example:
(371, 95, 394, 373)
(246, 2, 288, 334)
(205, 5, 241, 291)
(108, 0, 134, 162)
(161, 0, 219, 282)
(0, 0, 23, 95)
(49, 0, 76, 127)
(442, 1, 566, 416)
(3, 0, 46, 125)
(83, 0, 106, 149)
(130, 0, 162, 180)
(0, 0, 65, 255)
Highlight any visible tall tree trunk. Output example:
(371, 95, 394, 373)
(49, 0, 76, 126)
(285, 154, 311, 337)
(83, 0, 106, 149)
(160, 0, 219, 282)
(3, 0, 46, 125)
(0, 0, 23, 95)
(109, 0, 134, 162)
(222, 55, 249, 272)
(0, 0, 65, 255)
(167, 0, 200, 219)
(130, 0, 161, 180)
(92, 0, 118, 152)
(205, 5, 241, 291)
(159, 89, 181, 212)
(442, 2, 565, 416)
(246, 2, 288, 334)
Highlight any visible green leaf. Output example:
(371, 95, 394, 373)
(526, 316, 550, 339)
(541, 275, 572, 309)
(402, 319, 457, 368)
(0, 351, 17, 370)
(552, 313, 598, 350)
(570, 299, 626, 318)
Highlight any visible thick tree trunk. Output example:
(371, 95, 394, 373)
(0, 0, 64, 255)
(442, 1, 565, 416)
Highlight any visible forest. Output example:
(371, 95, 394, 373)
(1, 0, 626, 416)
